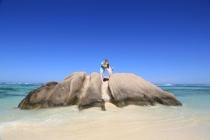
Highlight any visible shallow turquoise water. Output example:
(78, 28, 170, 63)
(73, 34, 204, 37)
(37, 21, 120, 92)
(159, 84, 210, 111)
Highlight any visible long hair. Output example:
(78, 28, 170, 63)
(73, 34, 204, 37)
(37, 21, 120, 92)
(106, 63, 110, 68)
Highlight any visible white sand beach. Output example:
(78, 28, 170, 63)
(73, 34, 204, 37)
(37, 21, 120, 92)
(1, 103, 210, 140)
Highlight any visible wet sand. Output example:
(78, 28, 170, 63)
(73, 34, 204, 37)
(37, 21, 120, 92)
(1, 103, 210, 140)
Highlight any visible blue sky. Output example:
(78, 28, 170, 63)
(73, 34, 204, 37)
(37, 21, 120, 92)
(0, 0, 210, 84)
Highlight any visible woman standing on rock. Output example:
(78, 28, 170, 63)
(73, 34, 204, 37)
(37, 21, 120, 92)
(100, 59, 109, 82)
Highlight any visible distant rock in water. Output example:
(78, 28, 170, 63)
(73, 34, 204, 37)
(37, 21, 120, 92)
(18, 72, 182, 110)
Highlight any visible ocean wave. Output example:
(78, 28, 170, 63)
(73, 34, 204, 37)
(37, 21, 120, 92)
(0, 93, 26, 98)
(0, 87, 17, 91)
(165, 84, 174, 86)
(176, 84, 210, 87)
(0, 120, 23, 134)
(155, 84, 175, 86)
(156, 84, 210, 87)
(0, 83, 43, 85)
(0, 121, 15, 134)
(22, 83, 43, 85)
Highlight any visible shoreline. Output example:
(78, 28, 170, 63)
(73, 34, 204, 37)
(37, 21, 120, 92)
(1, 103, 210, 140)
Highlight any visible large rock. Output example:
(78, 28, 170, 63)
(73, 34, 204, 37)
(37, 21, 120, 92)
(108, 73, 182, 107)
(18, 81, 58, 109)
(19, 72, 87, 109)
(18, 72, 182, 110)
